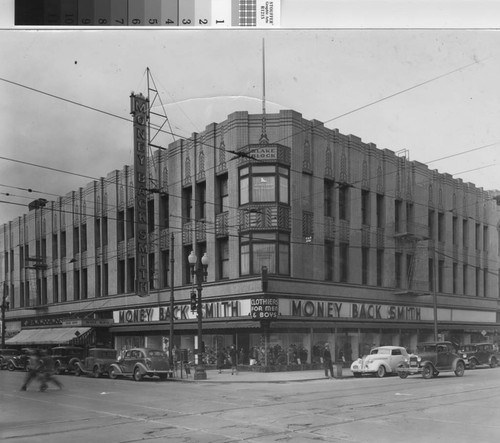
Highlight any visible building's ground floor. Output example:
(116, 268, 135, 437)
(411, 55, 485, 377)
(4, 292, 499, 369)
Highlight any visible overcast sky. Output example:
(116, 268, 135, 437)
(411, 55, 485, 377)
(1, 29, 499, 225)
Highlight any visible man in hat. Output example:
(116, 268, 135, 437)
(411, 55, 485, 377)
(322, 343, 334, 379)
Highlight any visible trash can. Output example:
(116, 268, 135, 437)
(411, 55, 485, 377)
(333, 363, 343, 378)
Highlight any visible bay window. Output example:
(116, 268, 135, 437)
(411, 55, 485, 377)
(239, 165, 289, 205)
(240, 232, 290, 275)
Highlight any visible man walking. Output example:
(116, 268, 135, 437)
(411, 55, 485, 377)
(322, 343, 334, 379)
(229, 345, 238, 375)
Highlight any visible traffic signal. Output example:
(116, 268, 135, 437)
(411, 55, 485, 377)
(190, 291, 197, 311)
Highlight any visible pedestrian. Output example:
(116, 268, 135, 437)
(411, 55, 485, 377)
(229, 344, 238, 375)
(20, 349, 42, 391)
(216, 347, 225, 374)
(38, 350, 63, 391)
(322, 343, 334, 379)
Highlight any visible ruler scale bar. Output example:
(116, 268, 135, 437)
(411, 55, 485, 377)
(14, 0, 280, 27)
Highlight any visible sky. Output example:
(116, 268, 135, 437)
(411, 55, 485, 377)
(1, 28, 499, 225)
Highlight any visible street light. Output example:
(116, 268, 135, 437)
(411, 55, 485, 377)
(188, 250, 208, 380)
(1, 285, 10, 348)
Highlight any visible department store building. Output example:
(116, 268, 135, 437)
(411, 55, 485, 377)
(2, 101, 499, 365)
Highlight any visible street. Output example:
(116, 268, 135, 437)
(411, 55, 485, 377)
(1, 368, 500, 442)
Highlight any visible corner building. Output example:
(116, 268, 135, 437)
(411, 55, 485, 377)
(2, 109, 500, 366)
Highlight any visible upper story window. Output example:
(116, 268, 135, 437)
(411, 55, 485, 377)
(240, 232, 290, 276)
(361, 190, 370, 225)
(217, 174, 229, 214)
(239, 165, 289, 205)
(324, 179, 335, 217)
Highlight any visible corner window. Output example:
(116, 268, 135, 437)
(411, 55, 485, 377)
(239, 165, 289, 205)
(240, 232, 289, 275)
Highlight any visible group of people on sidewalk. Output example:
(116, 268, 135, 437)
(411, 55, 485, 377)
(216, 344, 239, 375)
(20, 349, 63, 392)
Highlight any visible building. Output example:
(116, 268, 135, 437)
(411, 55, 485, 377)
(2, 102, 500, 366)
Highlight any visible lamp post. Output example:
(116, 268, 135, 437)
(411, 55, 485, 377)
(188, 250, 208, 380)
(1, 284, 10, 348)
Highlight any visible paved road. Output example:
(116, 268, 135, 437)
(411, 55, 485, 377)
(1, 367, 500, 442)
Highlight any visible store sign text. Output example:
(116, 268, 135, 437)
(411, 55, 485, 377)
(291, 301, 421, 321)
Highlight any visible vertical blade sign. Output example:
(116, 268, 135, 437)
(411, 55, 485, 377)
(131, 93, 149, 297)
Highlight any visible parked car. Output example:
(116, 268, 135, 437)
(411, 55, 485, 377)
(75, 348, 117, 378)
(108, 348, 171, 381)
(398, 341, 466, 379)
(350, 346, 409, 378)
(458, 342, 499, 369)
(5, 348, 32, 371)
(51, 346, 86, 374)
(0, 349, 21, 370)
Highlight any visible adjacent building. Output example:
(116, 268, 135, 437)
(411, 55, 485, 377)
(2, 103, 500, 366)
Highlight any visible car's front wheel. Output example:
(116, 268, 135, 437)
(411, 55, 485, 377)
(7, 362, 15, 371)
(455, 361, 465, 377)
(133, 367, 143, 381)
(376, 365, 386, 378)
(109, 367, 119, 379)
(422, 364, 434, 379)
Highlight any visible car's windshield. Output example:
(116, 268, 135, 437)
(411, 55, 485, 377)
(417, 344, 436, 353)
(370, 348, 391, 355)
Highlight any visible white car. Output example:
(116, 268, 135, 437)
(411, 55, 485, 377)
(350, 346, 409, 378)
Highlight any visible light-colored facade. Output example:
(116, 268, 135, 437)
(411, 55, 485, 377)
(2, 108, 499, 366)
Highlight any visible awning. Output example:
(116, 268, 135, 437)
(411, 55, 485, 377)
(5, 327, 92, 346)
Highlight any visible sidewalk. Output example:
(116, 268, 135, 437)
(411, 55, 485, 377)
(173, 367, 353, 383)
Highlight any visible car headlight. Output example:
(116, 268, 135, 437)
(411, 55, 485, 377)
(417, 356, 422, 362)
(462, 354, 467, 359)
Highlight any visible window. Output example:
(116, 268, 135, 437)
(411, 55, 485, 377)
(240, 233, 289, 275)
(126, 207, 134, 239)
(453, 262, 458, 294)
(82, 268, 88, 299)
(376, 194, 384, 228)
(483, 226, 488, 251)
(53, 275, 59, 303)
(339, 242, 348, 282)
(61, 273, 67, 302)
(196, 182, 206, 220)
(118, 259, 125, 294)
(339, 186, 349, 221)
(452, 216, 458, 245)
(239, 165, 289, 205)
(127, 258, 135, 292)
(81, 224, 87, 252)
(96, 265, 101, 298)
(377, 249, 383, 286)
(73, 226, 79, 254)
(95, 218, 101, 248)
(182, 187, 193, 221)
(475, 267, 480, 296)
(362, 247, 369, 284)
(463, 264, 467, 295)
(103, 264, 108, 296)
(218, 238, 229, 279)
(217, 174, 229, 214)
(52, 234, 58, 259)
(438, 212, 445, 242)
(395, 252, 402, 288)
(395, 200, 403, 233)
(74, 269, 80, 300)
(325, 241, 334, 281)
(117, 211, 125, 242)
(428, 210, 435, 240)
(160, 194, 169, 229)
(361, 190, 370, 225)
(475, 223, 480, 250)
(102, 217, 108, 246)
(438, 260, 444, 292)
(484, 268, 488, 297)
(161, 251, 169, 288)
(324, 179, 335, 217)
